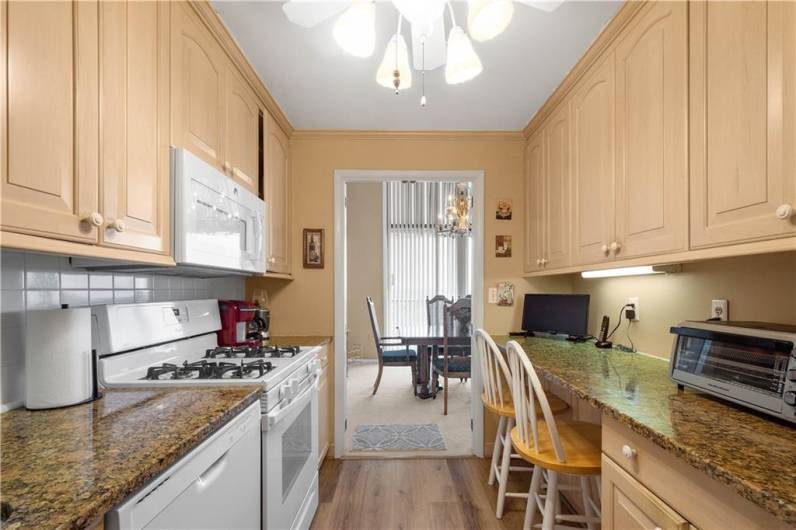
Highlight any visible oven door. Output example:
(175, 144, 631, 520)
(262, 371, 320, 530)
(173, 148, 266, 274)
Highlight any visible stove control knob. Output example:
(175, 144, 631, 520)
(282, 384, 294, 402)
(785, 391, 796, 406)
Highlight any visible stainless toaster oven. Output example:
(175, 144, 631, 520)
(669, 321, 796, 424)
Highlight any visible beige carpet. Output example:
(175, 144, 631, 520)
(345, 360, 472, 457)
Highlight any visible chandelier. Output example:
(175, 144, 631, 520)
(282, 0, 564, 107)
(437, 183, 473, 238)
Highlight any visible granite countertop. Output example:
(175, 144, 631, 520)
(493, 336, 796, 525)
(0, 387, 261, 530)
(266, 335, 332, 347)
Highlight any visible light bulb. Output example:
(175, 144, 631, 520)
(333, 1, 375, 58)
(376, 34, 413, 90)
(420, 95, 427, 107)
(445, 26, 482, 84)
(468, 0, 514, 42)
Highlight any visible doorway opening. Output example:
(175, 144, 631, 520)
(333, 170, 484, 459)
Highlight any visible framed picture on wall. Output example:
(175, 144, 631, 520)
(497, 282, 514, 306)
(496, 198, 512, 220)
(303, 228, 325, 269)
(495, 235, 512, 258)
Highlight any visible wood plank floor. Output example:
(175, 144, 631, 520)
(310, 457, 532, 529)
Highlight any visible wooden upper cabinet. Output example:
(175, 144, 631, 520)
(171, 2, 225, 171)
(1, 1, 100, 243)
(100, 0, 171, 254)
(544, 105, 571, 269)
(690, 0, 796, 247)
(224, 67, 261, 194)
(265, 113, 291, 274)
(614, 0, 688, 260)
(524, 132, 545, 272)
(571, 54, 616, 266)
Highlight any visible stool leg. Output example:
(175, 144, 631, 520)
(488, 416, 505, 486)
(541, 470, 559, 530)
(495, 417, 515, 519)
(523, 465, 543, 530)
(580, 476, 597, 530)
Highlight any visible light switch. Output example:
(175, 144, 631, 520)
(488, 288, 498, 304)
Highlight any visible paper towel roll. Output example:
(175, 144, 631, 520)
(25, 306, 93, 409)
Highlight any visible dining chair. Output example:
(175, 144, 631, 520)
(425, 294, 452, 329)
(475, 330, 569, 519)
(432, 298, 472, 414)
(365, 297, 417, 395)
(505, 340, 601, 530)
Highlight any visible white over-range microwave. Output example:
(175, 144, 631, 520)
(172, 148, 266, 275)
(73, 148, 266, 276)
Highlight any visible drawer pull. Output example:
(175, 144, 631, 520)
(621, 444, 637, 460)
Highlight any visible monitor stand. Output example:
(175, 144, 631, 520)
(566, 335, 590, 343)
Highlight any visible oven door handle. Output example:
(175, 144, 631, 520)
(263, 371, 320, 431)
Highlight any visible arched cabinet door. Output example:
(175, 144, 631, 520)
(524, 131, 545, 273)
(224, 68, 260, 194)
(614, 1, 688, 259)
(265, 113, 291, 274)
(690, 0, 796, 247)
(544, 104, 571, 270)
(570, 54, 616, 266)
(171, 2, 225, 172)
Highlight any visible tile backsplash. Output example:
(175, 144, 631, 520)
(0, 250, 246, 411)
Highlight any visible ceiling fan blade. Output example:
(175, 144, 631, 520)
(282, 0, 350, 29)
(411, 16, 446, 71)
(515, 0, 565, 13)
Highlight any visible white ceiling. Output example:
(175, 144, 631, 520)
(212, 1, 621, 131)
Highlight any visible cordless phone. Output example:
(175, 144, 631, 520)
(595, 315, 612, 349)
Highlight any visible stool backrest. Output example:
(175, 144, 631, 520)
(505, 340, 566, 463)
(475, 329, 511, 409)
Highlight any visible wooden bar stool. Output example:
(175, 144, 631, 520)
(505, 340, 602, 530)
(475, 330, 569, 519)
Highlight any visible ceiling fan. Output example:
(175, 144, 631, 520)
(282, 0, 564, 105)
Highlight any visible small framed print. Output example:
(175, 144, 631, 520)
(495, 235, 512, 258)
(496, 199, 512, 220)
(497, 282, 514, 306)
(303, 229, 325, 269)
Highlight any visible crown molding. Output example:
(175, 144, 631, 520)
(290, 129, 527, 141)
(522, 0, 647, 138)
(190, 1, 294, 136)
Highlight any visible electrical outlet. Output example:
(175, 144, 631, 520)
(711, 299, 728, 321)
(488, 288, 498, 304)
(627, 297, 640, 321)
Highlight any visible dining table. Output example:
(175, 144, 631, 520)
(398, 325, 471, 399)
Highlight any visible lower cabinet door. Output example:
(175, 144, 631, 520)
(602, 455, 691, 530)
(317, 363, 330, 466)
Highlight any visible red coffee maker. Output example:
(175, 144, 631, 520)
(218, 300, 255, 346)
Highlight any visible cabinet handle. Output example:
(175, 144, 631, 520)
(601, 244, 609, 255)
(775, 204, 793, 220)
(621, 444, 637, 460)
(610, 241, 622, 254)
(107, 219, 126, 233)
(83, 212, 104, 227)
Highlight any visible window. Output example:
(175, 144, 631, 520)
(384, 181, 472, 336)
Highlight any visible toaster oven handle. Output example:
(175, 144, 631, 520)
(670, 326, 794, 354)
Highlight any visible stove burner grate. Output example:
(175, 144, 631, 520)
(204, 345, 301, 359)
(142, 359, 274, 380)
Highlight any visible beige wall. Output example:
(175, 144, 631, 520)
(572, 252, 796, 358)
(346, 182, 383, 360)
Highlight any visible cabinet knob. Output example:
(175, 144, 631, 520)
(535, 259, 541, 266)
(775, 204, 793, 220)
(107, 219, 126, 233)
(83, 212, 104, 227)
(601, 244, 609, 255)
(610, 241, 622, 254)
(223, 161, 232, 173)
(541, 258, 548, 266)
(268, 257, 276, 263)
(621, 444, 637, 460)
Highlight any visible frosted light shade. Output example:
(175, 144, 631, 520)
(392, 0, 445, 33)
(445, 26, 483, 84)
(376, 34, 413, 90)
(468, 0, 514, 42)
(333, 1, 376, 58)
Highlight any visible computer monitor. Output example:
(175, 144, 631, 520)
(521, 294, 590, 338)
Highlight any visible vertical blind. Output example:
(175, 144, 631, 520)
(384, 181, 472, 336)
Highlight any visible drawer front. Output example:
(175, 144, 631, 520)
(602, 454, 690, 530)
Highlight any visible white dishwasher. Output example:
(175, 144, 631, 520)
(106, 401, 261, 530)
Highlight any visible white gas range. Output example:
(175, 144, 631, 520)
(93, 299, 320, 530)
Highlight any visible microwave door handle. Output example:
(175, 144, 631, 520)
(254, 213, 263, 258)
